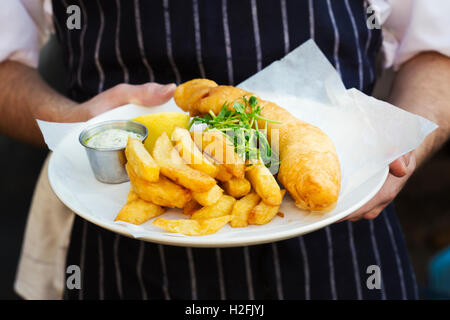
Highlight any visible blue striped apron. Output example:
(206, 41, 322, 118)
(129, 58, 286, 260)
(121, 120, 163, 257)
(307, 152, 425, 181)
(52, 0, 418, 300)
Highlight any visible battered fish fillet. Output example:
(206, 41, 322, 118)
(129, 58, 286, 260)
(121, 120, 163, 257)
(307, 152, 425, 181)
(174, 79, 341, 212)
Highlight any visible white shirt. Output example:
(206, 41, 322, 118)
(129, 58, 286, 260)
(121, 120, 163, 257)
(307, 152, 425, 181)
(1, 0, 450, 71)
(4, 0, 450, 300)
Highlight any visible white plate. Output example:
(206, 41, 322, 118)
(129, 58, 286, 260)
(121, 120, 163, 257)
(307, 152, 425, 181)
(48, 106, 389, 248)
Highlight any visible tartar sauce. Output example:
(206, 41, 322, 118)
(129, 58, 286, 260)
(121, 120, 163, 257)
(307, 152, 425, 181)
(86, 129, 144, 149)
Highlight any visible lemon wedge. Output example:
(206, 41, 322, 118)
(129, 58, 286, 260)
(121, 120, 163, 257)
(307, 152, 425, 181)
(132, 112, 190, 153)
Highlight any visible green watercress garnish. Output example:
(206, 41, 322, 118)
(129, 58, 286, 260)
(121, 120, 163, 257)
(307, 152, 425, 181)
(188, 96, 281, 173)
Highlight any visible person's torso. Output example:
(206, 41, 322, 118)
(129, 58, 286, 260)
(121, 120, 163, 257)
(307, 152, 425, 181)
(54, 1, 421, 301)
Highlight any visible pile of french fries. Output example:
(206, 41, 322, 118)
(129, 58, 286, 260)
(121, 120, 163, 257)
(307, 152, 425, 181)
(115, 127, 286, 236)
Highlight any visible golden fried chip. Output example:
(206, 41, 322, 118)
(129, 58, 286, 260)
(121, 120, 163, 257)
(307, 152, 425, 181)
(192, 184, 224, 207)
(222, 177, 251, 198)
(127, 163, 191, 208)
(125, 137, 159, 182)
(152, 215, 231, 236)
(183, 199, 202, 216)
(248, 190, 286, 225)
(230, 191, 261, 228)
(126, 188, 140, 203)
(191, 130, 245, 178)
(215, 164, 233, 182)
(115, 197, 165, 225)
(196, 215, 232, 235)
(246, 162, 282, 206)
(153, 218, 200, 235)
(172, 127, 218, 178)
(189, 136, 233, 182)
(190, 195, 236, 220)
(152, 132, 216, 192)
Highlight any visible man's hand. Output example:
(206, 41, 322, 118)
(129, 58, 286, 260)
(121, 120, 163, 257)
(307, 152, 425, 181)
(342, 152, 416, 221)
(0, 61, 176, 145)
(57, 82, 176, 123)
(342, 52, 450, 222)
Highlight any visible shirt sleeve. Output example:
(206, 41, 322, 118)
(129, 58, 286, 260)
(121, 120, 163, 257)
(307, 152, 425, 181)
(0, 0, 51, 68)
(381, 0, 450, 70)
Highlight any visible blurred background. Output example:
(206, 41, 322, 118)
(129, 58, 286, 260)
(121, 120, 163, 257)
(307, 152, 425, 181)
(0, 35, 449, 299)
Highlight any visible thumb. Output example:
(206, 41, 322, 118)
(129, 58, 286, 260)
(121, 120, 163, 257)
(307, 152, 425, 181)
(389, 152, 411, 178)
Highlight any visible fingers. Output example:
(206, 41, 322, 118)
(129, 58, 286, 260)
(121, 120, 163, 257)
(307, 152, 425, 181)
(342, 206, 384, 222)
(81, 82, 177, 119)
(339, 169, 405, 222)
(109, 82, 176, 107)
(345, 174, 394, 220)
(363, 208, 383, 220)
(341, 153, 416, 223)
(128, 83, 176, 106)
